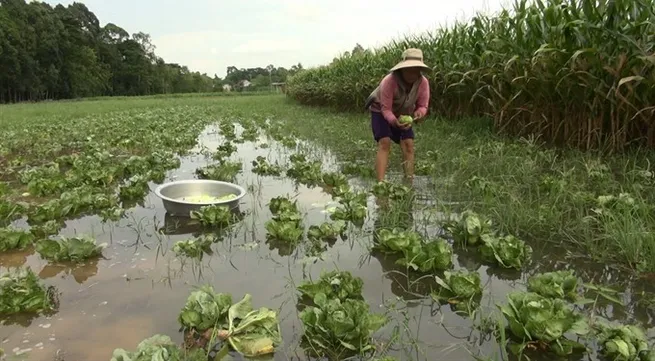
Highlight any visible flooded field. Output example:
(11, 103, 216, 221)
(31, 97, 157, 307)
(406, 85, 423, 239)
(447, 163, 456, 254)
(0, 101, 654, 361)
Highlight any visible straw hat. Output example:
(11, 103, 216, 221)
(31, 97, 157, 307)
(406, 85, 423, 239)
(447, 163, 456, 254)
(389, 48, 430, 72)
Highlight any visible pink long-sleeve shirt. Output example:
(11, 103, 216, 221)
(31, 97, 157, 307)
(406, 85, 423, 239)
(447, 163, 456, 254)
(370, 73, 430, 124)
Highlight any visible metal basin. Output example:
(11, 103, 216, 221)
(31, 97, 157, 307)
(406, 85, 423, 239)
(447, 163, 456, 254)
(154, 180, 246, 217)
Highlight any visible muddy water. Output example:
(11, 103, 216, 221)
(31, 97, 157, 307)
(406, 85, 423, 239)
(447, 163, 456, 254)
(0, 123, 653, 361)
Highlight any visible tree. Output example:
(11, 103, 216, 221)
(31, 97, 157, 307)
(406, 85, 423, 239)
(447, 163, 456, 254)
(0, 0, 302, 103)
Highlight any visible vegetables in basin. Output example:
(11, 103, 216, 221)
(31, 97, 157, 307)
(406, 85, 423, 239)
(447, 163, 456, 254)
(180, 194, 237, 203)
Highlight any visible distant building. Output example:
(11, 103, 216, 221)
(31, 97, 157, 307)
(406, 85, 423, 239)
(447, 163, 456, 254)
(271, 82, 286, 93)
(222, 84, 232, 92)
(239, 80, 251, 88)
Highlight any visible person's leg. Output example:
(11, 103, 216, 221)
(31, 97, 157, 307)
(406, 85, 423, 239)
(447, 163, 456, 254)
(371, 112, 397, 182)
(400, 128, 415, 184)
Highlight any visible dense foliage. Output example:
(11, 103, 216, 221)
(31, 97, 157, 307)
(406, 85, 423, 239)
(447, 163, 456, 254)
(0, 0, 301, 102)
(286, 0, 655, 151)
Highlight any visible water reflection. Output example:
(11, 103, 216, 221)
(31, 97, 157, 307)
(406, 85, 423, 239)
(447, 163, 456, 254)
(0, 247, 32, 268)
(38, 259, 99, 284)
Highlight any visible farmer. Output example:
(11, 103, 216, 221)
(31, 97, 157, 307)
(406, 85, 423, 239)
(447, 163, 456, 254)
(365, 48, 430, 184)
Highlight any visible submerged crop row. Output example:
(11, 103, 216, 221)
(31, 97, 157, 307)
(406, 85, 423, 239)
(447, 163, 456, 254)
(1, 99, 654, 360)
(286, 0, 655, 151)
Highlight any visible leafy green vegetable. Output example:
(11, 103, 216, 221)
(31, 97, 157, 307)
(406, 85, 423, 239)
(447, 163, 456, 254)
(375, 228, 423, 254)
(432, 269, 483, 306)
(178, 285, 232, 331)
(215, 294, 283, 358)
(173, 236, 214, 259)
(251, 156, 283, 176)
(527, 270, 579, 301)
(189, 204, 238, 227)
(595, 322, 654, 361)
(330, 190, 368, 226)
(444, 210, 492, 246)
(36, 236, 107, 262)
(480, 234, 532, 270)
(375, 228, 453, 272)
(265, 218, 304, 244)
(398, 115, 413, 125)
(321, 172, 349, 190)
(498, 291, 589, 355)
(268, 196, 298, 215)
(110, 334, 207, 361)
(307, 221, 346, 242)
(286, 153, 323, 186)
(399, 238, 453, 272)
(371, 181, 412, 200)
(297, 270, 364, 302)
(0, 267, 56, 316)
(266, 195, 304, 243)
(195, 161, 242, 181)
(299, 293, 387, 359)
(213, 142, 238, 160)
(0, 227, 35, 251)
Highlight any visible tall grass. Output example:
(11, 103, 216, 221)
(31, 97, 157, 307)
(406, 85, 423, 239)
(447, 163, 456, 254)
(286, 0, 655, 151)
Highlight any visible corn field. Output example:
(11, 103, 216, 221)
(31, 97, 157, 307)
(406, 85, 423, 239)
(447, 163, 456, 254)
(286, 0, 655, 151)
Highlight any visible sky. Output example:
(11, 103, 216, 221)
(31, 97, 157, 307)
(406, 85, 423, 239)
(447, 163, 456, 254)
(43, 0, 510, 78)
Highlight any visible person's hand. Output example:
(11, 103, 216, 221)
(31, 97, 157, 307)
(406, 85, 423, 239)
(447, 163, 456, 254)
(393, 119, 411, 130)
(413, 111, 425, 124)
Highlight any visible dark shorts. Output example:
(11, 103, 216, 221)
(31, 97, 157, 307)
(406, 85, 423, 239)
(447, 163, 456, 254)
(370, 111, 414, 144)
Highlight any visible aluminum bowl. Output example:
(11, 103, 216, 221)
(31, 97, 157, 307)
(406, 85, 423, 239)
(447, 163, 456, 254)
(154, 180, 246, 217)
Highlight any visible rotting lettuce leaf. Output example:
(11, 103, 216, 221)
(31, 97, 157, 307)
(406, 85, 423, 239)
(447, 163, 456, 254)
(299, 293, 387, 359)
(498, 291, 589, 354)
(110, 334, 207, 361)
(178, 290, 282, 358)
(36, 235, 107, 262)
(178, 285, 232, 331)
(215, 294, 282, 358)
(297, 270, 364, 302)
(480, 234, 532, 270)
(0, 267, 56, 316)
(527, 270, 579, 301)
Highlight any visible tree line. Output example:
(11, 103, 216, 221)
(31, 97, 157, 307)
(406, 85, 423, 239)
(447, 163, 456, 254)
(0, 0, 301, 103)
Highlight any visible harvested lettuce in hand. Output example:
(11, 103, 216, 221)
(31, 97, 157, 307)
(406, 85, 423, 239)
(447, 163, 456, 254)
(398, 115, 413, 125)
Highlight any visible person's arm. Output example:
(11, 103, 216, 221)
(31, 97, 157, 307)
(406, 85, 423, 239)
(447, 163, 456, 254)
(379, 75, 398, 124)
(414, 77, 430, 120)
